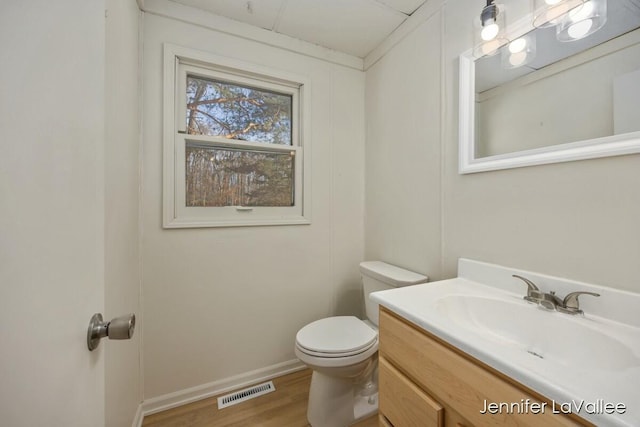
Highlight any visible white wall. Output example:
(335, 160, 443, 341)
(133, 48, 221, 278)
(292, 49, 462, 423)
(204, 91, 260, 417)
(105, 0, 142, 426)
(365, 4, 443, 279)
(442, 0, 640, 291)
(365, 0, 640, 293)
(613, 67, 640, 134)
(141, 12, 365, 399)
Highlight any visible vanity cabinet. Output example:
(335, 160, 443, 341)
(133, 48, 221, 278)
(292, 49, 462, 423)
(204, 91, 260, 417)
(377, 307, 592, 427)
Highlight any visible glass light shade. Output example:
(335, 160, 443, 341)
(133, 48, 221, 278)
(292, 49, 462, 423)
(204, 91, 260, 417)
(556, 0, 607, 42)
(473, 3, 509, 58)
(532, 0, 584, 28)
(501, 33, 537, 69)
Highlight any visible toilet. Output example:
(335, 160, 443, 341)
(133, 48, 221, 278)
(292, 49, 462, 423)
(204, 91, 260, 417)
(295, 261, 428, 427)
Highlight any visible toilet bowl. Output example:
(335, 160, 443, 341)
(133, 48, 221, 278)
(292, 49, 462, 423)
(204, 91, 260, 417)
(295, 261, 428, 427)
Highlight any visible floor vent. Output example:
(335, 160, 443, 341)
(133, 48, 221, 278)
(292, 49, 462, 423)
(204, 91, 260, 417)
(217, 381, 276, 409)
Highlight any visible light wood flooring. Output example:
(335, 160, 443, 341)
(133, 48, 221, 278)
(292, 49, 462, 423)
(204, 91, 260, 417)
(142, 369, 378, 427)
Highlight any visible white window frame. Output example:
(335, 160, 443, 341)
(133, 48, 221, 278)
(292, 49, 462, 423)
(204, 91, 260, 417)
(163, 44, 311, 228)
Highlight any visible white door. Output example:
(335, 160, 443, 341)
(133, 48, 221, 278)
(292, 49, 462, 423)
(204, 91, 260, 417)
(0, 1, 106, 426)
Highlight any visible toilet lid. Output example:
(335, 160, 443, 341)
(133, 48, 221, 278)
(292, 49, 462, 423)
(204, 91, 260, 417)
(296, 316, 377, 356)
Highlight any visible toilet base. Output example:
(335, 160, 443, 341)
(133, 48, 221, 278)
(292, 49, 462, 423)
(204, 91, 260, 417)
(307, 371, 378, 427)
(353, 392, 378, 423)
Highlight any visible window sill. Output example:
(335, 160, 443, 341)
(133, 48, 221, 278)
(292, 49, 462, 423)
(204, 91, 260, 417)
(163, 216, 312, 229)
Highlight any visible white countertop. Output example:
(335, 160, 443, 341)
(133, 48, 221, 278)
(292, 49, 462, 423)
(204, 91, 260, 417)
(370, 259, 640, 427)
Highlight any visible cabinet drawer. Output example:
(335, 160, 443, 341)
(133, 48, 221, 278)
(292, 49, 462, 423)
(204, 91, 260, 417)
(379, 356, 443, 427)
(378, 414, 393, 427)
(379, 308, 588, 427)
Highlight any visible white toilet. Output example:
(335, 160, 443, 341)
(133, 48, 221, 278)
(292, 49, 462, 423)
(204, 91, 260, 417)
(295, 261, 428, 427)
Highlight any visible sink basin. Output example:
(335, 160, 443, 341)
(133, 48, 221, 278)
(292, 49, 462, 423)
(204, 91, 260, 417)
(435, 294, 640, 372)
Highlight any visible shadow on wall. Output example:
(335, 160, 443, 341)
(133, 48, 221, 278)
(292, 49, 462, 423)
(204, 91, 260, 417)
(334, 287, 365, 318)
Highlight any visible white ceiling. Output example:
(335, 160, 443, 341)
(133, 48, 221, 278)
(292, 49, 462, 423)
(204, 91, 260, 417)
(167, 0, 427, 57)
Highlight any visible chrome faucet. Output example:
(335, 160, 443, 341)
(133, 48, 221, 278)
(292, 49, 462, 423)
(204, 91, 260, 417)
(512, 275, 600, 315)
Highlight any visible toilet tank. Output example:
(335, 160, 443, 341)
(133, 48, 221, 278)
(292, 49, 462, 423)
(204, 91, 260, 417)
(360, 261, 428, 326)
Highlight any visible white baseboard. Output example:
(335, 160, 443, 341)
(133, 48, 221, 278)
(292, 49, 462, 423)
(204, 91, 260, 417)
(141, 359, 306, 417)
(131, 403, 144, 427)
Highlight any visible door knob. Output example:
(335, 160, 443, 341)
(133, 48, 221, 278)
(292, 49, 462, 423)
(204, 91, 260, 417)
(87, 313, 136, 351)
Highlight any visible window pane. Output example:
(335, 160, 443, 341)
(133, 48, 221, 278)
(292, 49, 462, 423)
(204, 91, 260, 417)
(186, 75, 292, 145)
(186, 144, 295, 207)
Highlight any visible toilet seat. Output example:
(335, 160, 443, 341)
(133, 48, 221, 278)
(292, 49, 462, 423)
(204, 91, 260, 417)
(295, 316, 377, 358)
(295, 339, 378, 369)
(297, 339, 377, 358)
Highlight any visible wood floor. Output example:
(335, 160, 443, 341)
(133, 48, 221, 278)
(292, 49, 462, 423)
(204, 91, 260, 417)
(142, 369, 379, 427)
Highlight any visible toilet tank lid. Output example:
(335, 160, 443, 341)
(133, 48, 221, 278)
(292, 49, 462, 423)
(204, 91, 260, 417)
(359, 261, 428, 287)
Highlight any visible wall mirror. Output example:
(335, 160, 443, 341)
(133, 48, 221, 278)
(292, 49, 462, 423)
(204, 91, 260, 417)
(459, 0, 640, 174)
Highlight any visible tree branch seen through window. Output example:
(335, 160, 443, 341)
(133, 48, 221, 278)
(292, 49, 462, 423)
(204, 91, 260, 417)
(186, 76, 292, 145)
(184, 75, 296, 208)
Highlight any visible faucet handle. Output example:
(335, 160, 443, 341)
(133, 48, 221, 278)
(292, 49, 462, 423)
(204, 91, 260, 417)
(512, 274, 539, 292)
(512, 275, 542, 303)
(562, 291, 600, 313)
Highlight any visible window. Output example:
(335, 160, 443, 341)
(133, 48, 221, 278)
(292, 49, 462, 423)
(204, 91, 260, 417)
(163, 45, 311, 227)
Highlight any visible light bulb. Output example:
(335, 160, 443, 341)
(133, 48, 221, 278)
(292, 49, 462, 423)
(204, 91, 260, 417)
(481, 39, 502, 56)
(557, 0, 606, 42)
(509, 52, 527, 66)
(569, 0, 593, 21)
(534, 0, 586, 28)
(567, 18, 593, 38)
(481, 22, 500, 41)
(509, 38, 527, 53)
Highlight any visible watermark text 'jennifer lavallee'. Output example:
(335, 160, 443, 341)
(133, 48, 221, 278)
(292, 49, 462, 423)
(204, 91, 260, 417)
(480, 399, 627, 415)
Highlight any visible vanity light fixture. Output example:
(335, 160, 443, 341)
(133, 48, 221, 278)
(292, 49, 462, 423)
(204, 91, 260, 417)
(557, 0, 607, 41)
(501, 33, 537, 68)
(473, 0, 509, 58)
(532, 0, 585, 28)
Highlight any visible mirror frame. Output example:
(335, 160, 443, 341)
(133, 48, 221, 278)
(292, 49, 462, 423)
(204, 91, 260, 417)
(458, 46, 640, 174)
